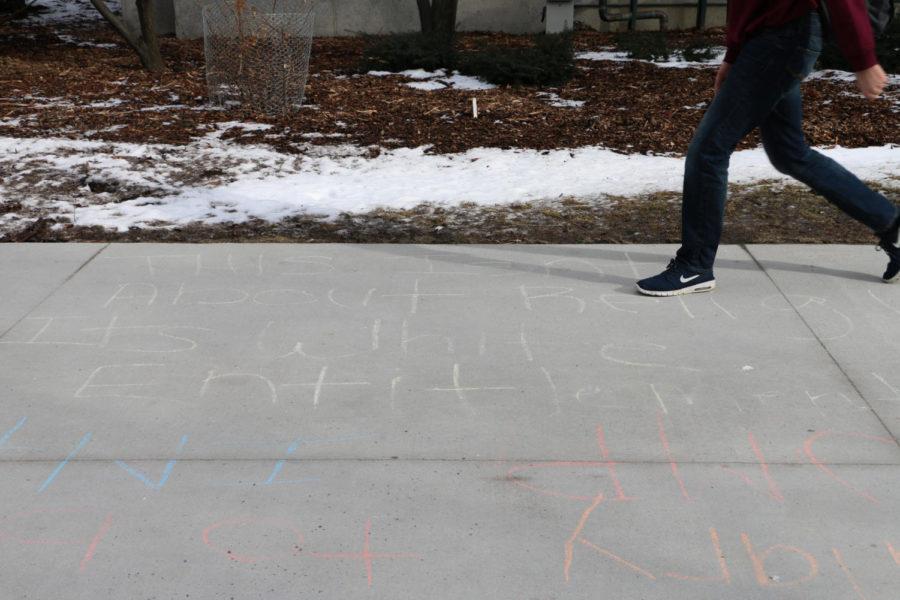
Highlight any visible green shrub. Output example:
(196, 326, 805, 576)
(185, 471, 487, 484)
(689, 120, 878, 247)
(456, 32, 575, 87)
(359, 32, 456, 73)
(358, 31, 575, 87)
(615, 30, 670, 62)
(817, 19, 900, 73)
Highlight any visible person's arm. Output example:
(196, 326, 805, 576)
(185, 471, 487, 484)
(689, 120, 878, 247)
(716, 2, 740, 94)
(825, 0, 888, 99)
(825, 0, 878, 71)
(723, 0, 742, 65)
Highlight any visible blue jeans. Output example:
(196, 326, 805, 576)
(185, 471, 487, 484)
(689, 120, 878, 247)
(676, 11, 898, 271)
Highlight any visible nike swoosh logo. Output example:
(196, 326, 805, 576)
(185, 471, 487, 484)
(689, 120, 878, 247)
(680, 274, 700, 283)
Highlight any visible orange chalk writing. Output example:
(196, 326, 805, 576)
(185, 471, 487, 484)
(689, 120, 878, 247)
(887, 541, 899, 567)
(832, 548, 868, 600)
(564, 493, 604, 582)
(803, 430, 894, 504)
(0, 508, 112, 573)
(595, 424, 637, 501)
(747, 431, 784, 502)
(202, 517, 304, 564)
(657, 412, 690, 501)
(740, 532, 819, 588)
(79, 513, 113, 573)
(578, 538, 656, 580)
(665, 528, 731, 584)
(506, 423, 635, 502)
(310, 518, 420, 587)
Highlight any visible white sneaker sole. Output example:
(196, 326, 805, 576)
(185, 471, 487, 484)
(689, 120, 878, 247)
(884, 272, 900, 283)
(636, 280, 716, 297)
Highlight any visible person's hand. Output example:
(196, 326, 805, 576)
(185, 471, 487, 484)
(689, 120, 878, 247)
(856, 64, 888, 100)
(714, 62, 732, 95)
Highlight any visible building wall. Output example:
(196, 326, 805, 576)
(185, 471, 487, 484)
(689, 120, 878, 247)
(173, 0, 558, 39)
(456, 0, 551, 34)
(125, 1, 729, 40)
(574, 1, 727, 32)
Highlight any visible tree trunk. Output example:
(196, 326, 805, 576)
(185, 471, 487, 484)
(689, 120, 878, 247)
(135, 0, 164, 70)
(417, 0, 459, 38)
(90, 0, 165, 72)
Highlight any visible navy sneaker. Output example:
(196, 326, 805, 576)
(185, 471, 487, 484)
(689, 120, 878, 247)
(879, 216, 900, 283)
(636, 259, 716, 297)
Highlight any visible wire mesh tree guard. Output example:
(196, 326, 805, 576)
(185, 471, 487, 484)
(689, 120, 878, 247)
(203, 0, 315, 116)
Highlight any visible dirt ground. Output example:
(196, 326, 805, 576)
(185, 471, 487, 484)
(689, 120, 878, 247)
(1, 21, 898, 244)
(7, 181, 895, 245)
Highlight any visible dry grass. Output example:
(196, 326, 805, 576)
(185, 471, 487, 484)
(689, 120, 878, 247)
(8, 182, 894, 244)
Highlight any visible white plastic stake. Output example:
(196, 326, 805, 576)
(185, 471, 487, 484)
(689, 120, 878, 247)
(471, 98, 478, 119)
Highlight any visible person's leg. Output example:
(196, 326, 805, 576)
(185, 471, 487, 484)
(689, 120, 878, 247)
(638, 13, 828, 295)
(759, 87, 898, 234)
(880, 219, 900, 282)
(675, 81, 758, 273)
(676, 16, 825, 272)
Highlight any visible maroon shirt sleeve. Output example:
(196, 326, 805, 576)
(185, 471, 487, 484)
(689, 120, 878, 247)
(723, 0, 878, 72)
(723, 1, 748, 65)
(826, 0, 879, 71)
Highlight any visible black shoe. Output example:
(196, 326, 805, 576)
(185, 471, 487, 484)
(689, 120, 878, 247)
(879, 216, 900, 283)
(636, 259, 716, 297)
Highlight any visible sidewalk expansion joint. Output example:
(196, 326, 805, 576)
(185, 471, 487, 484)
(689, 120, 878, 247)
(0, 242, 110, 341)
(0, 458, 899, 467)
(741, 244, 900, 450)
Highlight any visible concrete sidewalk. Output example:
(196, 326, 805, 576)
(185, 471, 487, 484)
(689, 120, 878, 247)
(1, 243, 898, 599)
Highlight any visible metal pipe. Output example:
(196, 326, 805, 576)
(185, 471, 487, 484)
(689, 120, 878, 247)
(628, 0, 638, 30)
(598, 0, 668, 31)
(696, 0, 708, 28)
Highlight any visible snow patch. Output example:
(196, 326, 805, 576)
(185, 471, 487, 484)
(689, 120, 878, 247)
(537, 92, 585, 108)
(84, 99, 127, 109)
(1, 136, 897, 232)
(406, 80, 447, 91)
(576, 47, 727, 69)
(809, 69, 900, 87)
(57, 34, 118, 49)
(28, 0, 120, 25)
(368, 69, 496, 91)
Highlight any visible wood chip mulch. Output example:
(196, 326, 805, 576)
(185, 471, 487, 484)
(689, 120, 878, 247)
(1, 23, 897, 156)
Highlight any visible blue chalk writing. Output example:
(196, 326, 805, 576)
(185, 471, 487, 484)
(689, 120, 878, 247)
(0, 417, 27, 449)
(264, 460, 288, 485)
(38, 432, 92, 493)
(115, 435, 188, 490)
(263, 433, 369, 485)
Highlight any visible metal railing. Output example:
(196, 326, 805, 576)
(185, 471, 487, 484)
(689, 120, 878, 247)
(588, 0, 728, 30)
